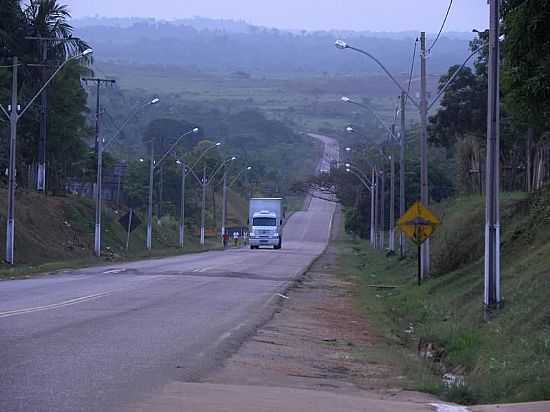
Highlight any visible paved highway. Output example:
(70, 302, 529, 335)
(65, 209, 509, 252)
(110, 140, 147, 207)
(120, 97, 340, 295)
(0, 136, 338, 412)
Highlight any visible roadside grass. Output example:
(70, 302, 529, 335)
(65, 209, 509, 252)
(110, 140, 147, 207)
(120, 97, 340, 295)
(0, 190, 226, 278)
(336, 190, 550, 405)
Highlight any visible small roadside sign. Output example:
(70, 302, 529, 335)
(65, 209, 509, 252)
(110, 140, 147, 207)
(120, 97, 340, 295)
(397, 202, 441, 286)
(398, 201, 441, 246)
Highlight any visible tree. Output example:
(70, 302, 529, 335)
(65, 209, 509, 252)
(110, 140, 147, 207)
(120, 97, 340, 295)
(502, 0, 550, 191)
(428, 65, 487, 149)
(0, 0, 91, 192)
(503, 0, 550, 130)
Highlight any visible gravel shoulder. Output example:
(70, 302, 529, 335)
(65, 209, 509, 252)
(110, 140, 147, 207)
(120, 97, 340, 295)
(204, 208, 436, 404)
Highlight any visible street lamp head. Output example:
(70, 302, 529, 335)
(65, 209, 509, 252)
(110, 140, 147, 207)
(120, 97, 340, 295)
(231, 156, 237, 161)
(346, 126, 354, 133)
(139, 158, 145, 163)
(150, 98, 160, 105)
(176, 160, 182, 165)
(346, 168, 351, 173)
(247, 166, 252, 170)
(341, 96, 351, 103)
(345, 147, 351, 152)
(82, 48, 94, 57)
(345, 163, 351, 168)
(215, 142, 222, 146)
(335, 40, 348, 50)
(192, 127, 200, 133)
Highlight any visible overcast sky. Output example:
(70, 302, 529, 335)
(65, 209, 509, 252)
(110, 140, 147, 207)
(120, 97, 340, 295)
(63, 0, 489, 32)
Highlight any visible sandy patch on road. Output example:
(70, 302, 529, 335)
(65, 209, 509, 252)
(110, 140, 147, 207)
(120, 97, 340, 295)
(205, 243, 435, 404)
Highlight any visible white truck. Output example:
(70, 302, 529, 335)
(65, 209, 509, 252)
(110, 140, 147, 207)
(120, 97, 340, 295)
(248, 198, 284, 250)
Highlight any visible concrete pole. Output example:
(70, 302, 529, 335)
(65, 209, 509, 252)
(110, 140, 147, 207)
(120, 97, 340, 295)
(221, 168, 227, 244)
(179, 165, 186, 249)
(484, 0, 502, 314)
(420, 31, 430, 277)
(400, 92, 407, 257)
(93, 81, 102, 257)
(6, 57, 18, 265)
(374, 170, 379, 248)
(146, 143, 154, 250)
(380, 171, 385, 250)
(370, 167, 376, 247)
(389, 152, 396, 252)
(37, 41, 48, 192)
(200, 164, 206, 246)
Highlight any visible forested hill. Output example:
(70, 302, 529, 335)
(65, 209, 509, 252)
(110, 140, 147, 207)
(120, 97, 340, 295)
(73, 17, 472, 75)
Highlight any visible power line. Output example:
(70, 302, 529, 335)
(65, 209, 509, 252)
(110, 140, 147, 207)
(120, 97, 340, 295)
(405, 38, 418, 105)
(428, 0, 454, 53)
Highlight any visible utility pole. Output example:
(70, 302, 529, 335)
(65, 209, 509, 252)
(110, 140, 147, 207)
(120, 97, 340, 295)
(146, 142, 154, 251)
(420, 32, 430, 277)
(201, 164, 207, 246)
(221, 167, 228, 244)
(374, 170, 379, 248)
(484, 0, 502, 315)
(38, 41, 48, 192)
(370, 167, 377, 248)
(400, 92, 407, 257)
(6, 57, 19, 265)
(82, 77, 116, 257)
(389, 150, 396, 252)
(179, 163, 186, 249)
(380, 170, 385, 249)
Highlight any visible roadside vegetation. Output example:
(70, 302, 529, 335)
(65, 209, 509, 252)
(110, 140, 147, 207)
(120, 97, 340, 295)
(311, 3, 550, 404)
(337, 189, 550, 405)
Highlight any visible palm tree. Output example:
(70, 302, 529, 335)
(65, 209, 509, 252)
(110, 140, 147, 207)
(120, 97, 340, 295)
(24, 0, 89, 59)
(22, 0, 91, 192)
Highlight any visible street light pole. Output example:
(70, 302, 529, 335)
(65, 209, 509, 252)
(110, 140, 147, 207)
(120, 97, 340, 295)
(420, 31, 430, 277)
(400, 92, 407, 257)
(389, 152, 396, 252)
(145, 126, 198, 250)
(179, 162, 187, 249)
(2, 49, 93, 264)
(370, 167, 378, 248)
(91, 96, 159, 256)
(380, 170, 385, 249)
(221, 168, 228, 243)
(147, 142, 154, 251)
(201, 164, 207, 246)
(6, 57, 18, 265)
(484, 0, 501, 315)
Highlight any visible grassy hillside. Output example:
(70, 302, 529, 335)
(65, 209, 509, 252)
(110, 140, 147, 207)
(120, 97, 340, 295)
(0, 187, 250, 274)
(338, 189, 550, 404)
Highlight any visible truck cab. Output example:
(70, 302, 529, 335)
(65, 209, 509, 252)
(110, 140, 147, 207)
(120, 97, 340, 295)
(249, 198, 283, 249)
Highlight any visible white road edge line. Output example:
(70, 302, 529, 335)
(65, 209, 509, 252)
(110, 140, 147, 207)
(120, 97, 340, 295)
(0, 292, 112, 319)
(103, 269, 126, 274)
(430, 403, 471, 412)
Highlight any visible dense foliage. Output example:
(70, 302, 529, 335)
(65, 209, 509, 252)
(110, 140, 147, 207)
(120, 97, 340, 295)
(0, 0, 91, 192)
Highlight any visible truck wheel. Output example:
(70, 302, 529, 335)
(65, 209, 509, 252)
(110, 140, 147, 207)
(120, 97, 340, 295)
(250, 245, 257, 250)
(274, 238, 282, 250)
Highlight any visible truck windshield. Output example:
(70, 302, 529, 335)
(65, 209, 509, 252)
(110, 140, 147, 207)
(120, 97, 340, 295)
(253, 217, 277, 226)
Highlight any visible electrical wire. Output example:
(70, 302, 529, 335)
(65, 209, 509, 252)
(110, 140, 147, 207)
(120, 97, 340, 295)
(428, 0, 454, 53)
(405, 38, 418, 105)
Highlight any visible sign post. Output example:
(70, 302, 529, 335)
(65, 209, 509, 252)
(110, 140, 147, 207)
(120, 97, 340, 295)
(397, 201, 441, 285)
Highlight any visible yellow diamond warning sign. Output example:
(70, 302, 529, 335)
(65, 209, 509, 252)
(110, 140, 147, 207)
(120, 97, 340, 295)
(398, 201, 441, 245)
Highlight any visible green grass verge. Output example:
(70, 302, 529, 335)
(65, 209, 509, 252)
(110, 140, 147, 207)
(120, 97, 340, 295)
(337, 190, 550, 405)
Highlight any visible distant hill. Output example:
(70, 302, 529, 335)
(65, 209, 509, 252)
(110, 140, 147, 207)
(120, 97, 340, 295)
(73, 17, 473, 75)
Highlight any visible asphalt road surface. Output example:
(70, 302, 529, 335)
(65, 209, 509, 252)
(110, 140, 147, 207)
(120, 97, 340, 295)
(0, 136, 338, 412)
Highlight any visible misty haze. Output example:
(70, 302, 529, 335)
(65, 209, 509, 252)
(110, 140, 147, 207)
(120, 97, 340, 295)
(1, 1, 549, 412)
